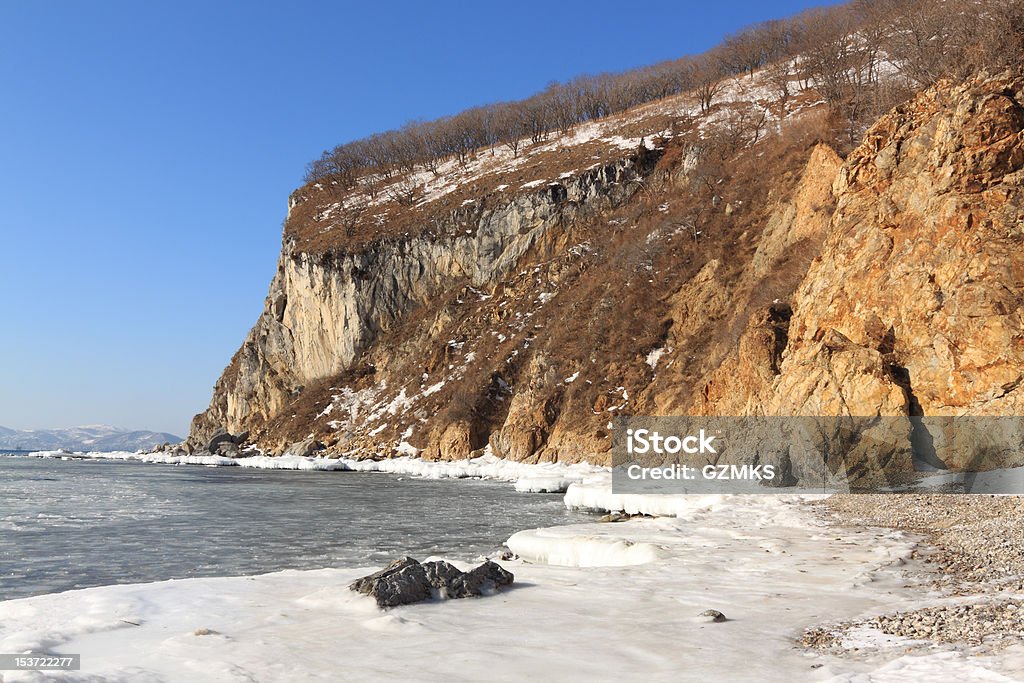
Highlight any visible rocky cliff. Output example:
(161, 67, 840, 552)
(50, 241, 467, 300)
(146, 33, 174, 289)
(189, 72, 1024, 472)
(189, 151, 660, 452)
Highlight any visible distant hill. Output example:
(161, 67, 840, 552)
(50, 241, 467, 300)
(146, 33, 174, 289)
(0, 425, 182, 452)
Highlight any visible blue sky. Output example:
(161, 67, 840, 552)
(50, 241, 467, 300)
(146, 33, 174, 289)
(0, 0, 837, 436)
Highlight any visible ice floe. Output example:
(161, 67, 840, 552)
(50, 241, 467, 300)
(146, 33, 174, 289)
(507, 526, 664, 567)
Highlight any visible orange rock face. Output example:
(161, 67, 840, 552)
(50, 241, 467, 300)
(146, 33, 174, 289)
(774, 74, 1024, 419)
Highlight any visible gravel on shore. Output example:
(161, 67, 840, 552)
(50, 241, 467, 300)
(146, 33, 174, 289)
(801, 494, 1024, 652)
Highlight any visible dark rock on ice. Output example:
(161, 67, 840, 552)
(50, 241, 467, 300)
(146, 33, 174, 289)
(350, 556, 515, 607)
(448, 559, 515, 598)
(349, 557, 432, 608)
(423, 560, 464, 591)
(699, 609, 728, 623)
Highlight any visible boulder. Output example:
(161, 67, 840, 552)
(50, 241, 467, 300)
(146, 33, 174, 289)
(215, 441, 241, 458)
(286, 437, 325, 457)
(448, 559, 515, 598)
(349, 557, 432, 608)
(206, 429, 235, 453)
(349, 557, 514, 607)
(422, 560, 464, 591)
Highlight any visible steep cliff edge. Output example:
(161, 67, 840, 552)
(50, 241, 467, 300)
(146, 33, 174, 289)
(189, 152, 660, 451)
(190, 72, 1024, 467)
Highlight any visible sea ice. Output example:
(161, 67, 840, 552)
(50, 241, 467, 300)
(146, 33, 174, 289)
(3, 491, 1016, 681)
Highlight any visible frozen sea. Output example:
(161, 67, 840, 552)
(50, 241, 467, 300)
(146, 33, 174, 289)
(0, 454, 590, 601)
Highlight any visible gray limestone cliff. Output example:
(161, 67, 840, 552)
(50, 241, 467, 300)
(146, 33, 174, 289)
(188, 154, 658, 450)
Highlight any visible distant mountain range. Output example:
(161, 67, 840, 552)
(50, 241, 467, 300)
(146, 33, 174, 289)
(0, 425, 182, 452)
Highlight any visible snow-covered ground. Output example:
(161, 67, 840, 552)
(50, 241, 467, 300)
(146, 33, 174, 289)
(2, 460, 1023, 681)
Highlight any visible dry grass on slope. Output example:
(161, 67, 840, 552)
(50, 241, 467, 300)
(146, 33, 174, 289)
(252, 107, 842, 459)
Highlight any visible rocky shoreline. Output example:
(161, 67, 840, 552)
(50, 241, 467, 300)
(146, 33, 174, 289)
(803, 494, 1024, 653)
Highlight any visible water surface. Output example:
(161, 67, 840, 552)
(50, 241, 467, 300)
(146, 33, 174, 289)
(0, 455, 590, 600)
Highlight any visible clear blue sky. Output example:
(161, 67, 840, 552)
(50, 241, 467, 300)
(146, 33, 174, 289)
(0, 0, 837, 437)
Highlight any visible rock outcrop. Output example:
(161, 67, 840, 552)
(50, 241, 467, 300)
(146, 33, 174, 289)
(691, 74, 1024, 425)
(777, 74, 1024, 421)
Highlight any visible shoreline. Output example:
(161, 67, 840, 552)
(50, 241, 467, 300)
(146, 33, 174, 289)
(5, 449, 608, 493)
(3, 457, 1024, 680)
(0, 491, 921, 682)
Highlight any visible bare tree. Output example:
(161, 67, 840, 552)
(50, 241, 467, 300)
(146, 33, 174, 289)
(303, 0, 1024, 193)
(494, 102, 529, 157)
(719, 27, 768, 78)
(386, 177, 422, 206)
(691, 56, 725, 114)
(765, 59, 794, 105)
